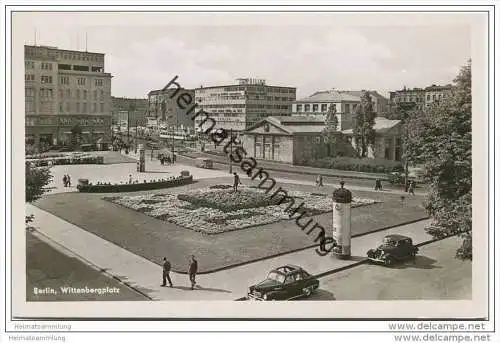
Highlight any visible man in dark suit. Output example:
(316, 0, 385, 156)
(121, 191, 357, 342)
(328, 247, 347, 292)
(188, 255, 198, 290)
(161, 257, 173, 287)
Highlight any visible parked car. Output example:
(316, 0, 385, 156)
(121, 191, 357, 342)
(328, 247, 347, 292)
(247, 265, 319, 301)
(367, 234, 418, 266)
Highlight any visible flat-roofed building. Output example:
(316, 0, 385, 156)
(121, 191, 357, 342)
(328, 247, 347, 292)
(194, 78, 296, 132)
(25, 44, 113, 149)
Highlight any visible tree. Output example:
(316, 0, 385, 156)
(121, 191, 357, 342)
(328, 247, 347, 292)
(406, 60, 472, 259)
(70, 123, 83, 147)
(321, 105, 342, 156)
(25, 163, 53, 203)
(353, 91, 376, 157)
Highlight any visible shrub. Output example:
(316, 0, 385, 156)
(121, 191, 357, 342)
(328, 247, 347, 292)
(77, 175, 193, 193)
(300, 157, 403, 174)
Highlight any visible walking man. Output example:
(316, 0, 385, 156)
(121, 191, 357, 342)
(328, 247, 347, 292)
(67, 174, 71, 187)
(233, 172, 241, 192)
(188, 255, 198, 290)
(161, 257, 173, 287)
(316, 174, 324, 187)
(408, 180, 415, 195)
(63, 174, 68, 188)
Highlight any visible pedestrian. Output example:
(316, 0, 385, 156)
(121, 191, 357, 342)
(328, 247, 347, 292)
(151, 149, 154, 161)
(62, 174, 68, 187)
(374, 179, 382, 191)
(161, 257, 173, 287)
(188, 255, 198, 290)
(128, 174, 132, 184)
(408, 180, 415, 195)
(316, 174, 324, 187)
(67, 174, 71, 187)
(233, 172, 241, 192)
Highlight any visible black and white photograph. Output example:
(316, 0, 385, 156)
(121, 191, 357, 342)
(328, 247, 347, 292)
(2, 3, 497, 342)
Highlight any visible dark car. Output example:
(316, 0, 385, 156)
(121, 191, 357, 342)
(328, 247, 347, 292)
(367, 234, 418, 266)
(247, 265, 319, 301)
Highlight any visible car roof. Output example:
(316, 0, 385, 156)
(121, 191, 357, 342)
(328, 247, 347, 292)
(271, 265, 303, 275)
(384, 234, 412, 241)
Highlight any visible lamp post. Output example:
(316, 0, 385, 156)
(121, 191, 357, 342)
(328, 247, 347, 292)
(229, 128, 233, 174)
(398, 102, 416, 192)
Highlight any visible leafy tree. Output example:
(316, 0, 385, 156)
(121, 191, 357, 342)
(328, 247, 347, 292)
(25, 163, 53, 203)
(322, 105, 342, 156)
(70, 124, 83, 147)
(353, 91, 376, 157)
(406, 60, 472, 259)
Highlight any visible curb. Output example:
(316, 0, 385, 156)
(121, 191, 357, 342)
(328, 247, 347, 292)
(178, 152, 388, 181)
(170, 217, 430, 275)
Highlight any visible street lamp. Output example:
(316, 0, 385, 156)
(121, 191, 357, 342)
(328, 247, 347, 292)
(398, 102, 416, 192)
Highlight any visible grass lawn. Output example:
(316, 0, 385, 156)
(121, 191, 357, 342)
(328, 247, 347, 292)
(26, 232, 148, 301)
(33, 179, 428, 274)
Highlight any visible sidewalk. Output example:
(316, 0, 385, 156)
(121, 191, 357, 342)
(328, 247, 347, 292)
(27, 203, 432, 301)
(181, 150, 389, 181)
(273, 177, 427, 197)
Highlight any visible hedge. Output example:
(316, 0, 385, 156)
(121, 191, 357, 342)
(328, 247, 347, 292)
(299, 157, 404, 174)
(77, 175, 193, 193)
(26, 156, 104, 167)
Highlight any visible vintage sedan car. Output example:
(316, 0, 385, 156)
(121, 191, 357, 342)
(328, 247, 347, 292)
(367, 234, 418, 266)
(247, 265, 319, 301)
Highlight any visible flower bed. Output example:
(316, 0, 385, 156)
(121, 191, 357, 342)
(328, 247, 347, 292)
(78, 175, 193, 193)
(177, 188, 288, 212)
(103, 185, 376, 234)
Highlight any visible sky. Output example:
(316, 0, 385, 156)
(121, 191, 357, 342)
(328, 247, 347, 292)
(15, 12, 473, 99)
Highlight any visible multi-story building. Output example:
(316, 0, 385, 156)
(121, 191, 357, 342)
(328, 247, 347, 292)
(194, 78, 296, 132)
(389, 84, 455, 115)
(424, 84, 454, 106)
(25, 45, 113, 148)
(146, 88, 195, 133)
(388, 87, 426, 114)
(291, 89, 388, 131)
(111, 97, 148, 127)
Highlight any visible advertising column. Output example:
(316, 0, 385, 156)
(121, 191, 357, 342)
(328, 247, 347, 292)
(332, 181, 352, 259)
(138, 144, 146, 172)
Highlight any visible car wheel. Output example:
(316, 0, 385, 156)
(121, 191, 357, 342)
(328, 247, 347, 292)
(384, 257, 394, 266)
(302, 286, 313, 297)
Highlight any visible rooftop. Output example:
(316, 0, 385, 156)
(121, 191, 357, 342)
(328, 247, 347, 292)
(295, 89, 387, 103)
(342, 117, 401, 135)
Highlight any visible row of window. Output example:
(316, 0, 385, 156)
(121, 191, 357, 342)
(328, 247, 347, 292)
(295, 103, 356, 113)
(393, 93, 449, 103)
(25, 74, 105, 87)
(25, 61, 54, 70)
(25, 87, 105, 101)
(59, 102, 105, 113)
(60, 89, 105, 100)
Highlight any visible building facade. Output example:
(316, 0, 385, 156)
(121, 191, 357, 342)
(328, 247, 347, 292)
(424, 84, 454, 107)
(242, 116, 402, 164)
(111, 97, 149, 127)
(389, 84, 454, 115)
(147, 88, 195, 133)
(25, 45, 113, 148)
(292, 89, 389, 125)
(194, 78, 296, 132)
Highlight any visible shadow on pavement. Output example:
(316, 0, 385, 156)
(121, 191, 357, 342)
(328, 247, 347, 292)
(301, 289, 336, 301)
(170, 285, 232, 293)
(390, 256, 441, 270)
